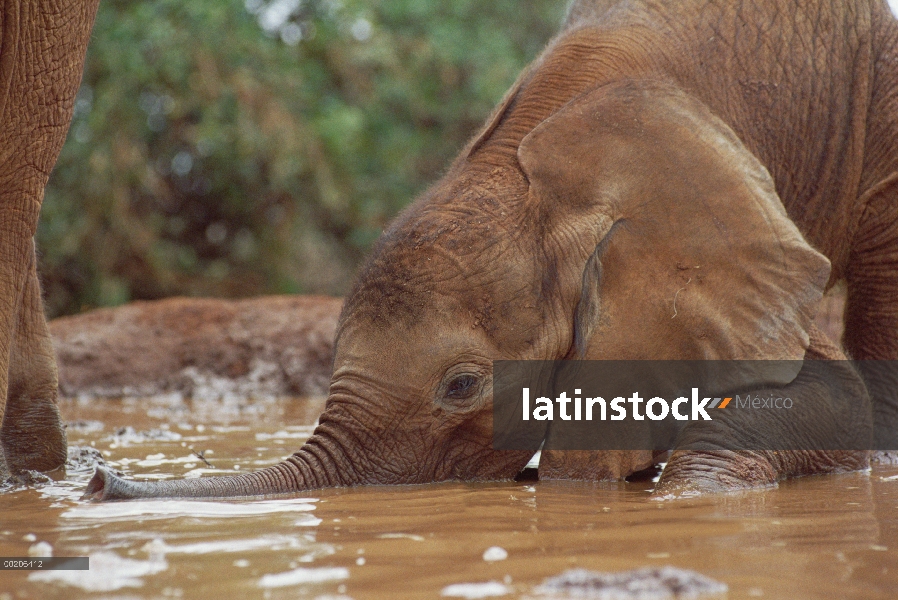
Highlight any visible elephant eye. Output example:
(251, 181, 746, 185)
(445, 373, 479, 401)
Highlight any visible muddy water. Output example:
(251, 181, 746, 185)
(1, 396, 897, 599)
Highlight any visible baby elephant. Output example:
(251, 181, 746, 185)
(86, 0, 896, 500)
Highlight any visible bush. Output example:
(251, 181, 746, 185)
(39, 0, 564, 317)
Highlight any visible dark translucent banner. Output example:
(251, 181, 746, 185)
(0, 557, 89, 570)
(492, 360, 890, 451)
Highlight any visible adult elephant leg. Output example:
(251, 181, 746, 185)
(0, 0, 101, 477)
(0, 221, 29, 479)
(0, 244, 64, 474)
(844, 177, 898, 454)
(654, 327, 871, 496)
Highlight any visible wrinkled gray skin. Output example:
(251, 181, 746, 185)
(86, 0, 898, 500)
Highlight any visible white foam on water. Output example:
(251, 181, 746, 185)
(257, 566, 350, 588)
(62, 498, 318, 521)
(441, 581, 513, 598)
(482, 547, 508, 562)
(210, 425, 251, 433)
(28, 551, 167, 591)
(133, 454, 200, 468)
(255, 427, 315, 441)
(376, 533, 425, 541)
(39, 481, 91, 503)
(28, 541, 53, 557)
(141, 534, 317, 555)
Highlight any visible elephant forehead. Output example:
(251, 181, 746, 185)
(335, 315, 495, 371)
(343, 222, 536, 328)
(342, 256, 530, 333)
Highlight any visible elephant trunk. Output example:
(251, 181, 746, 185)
(82, 430, 355, 501)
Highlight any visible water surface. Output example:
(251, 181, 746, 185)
(1, 396, 896, 599)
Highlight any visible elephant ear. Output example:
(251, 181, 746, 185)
(518, 80, 830, 361)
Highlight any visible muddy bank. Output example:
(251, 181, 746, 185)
(48, 288, 844, 401)
(49, 295, 342, 399)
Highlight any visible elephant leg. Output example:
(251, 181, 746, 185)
(843, 178, 898, 453)
(654, 326, 871, 496)
(0, 244, 64, 475)
(0, 237, 25, 479)
(0, 1, 100, 478)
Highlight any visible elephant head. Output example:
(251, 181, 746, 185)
(84, 78, 829, 500)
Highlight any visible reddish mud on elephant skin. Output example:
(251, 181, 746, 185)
(83, 0, 898, 501)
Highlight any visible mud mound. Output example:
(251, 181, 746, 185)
(49, 295, 342, 399)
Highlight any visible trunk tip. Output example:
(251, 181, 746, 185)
(82, 466, 125, 501)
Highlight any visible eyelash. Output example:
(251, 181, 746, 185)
(446, 374, 478, 399)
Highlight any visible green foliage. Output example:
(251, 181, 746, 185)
(39, 0, 565, 317)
